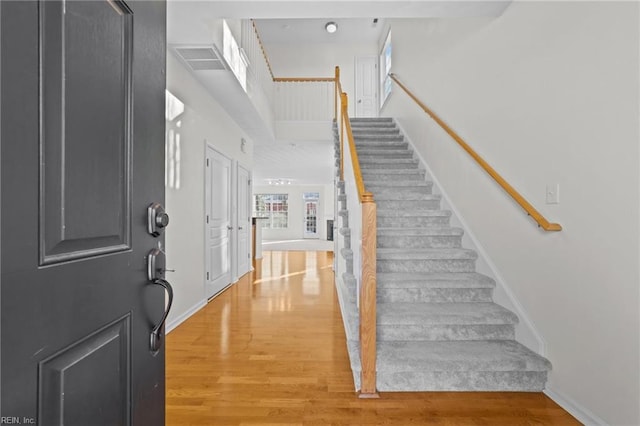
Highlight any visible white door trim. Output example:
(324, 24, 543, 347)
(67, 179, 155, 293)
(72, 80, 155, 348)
(236, 164, 252, 278)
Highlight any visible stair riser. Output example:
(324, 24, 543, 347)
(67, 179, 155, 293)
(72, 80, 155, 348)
(363, 174, 426, 183)
(369, 187, 433, 197)
(355, 142, 409, 149)
(351, 127, 401, 138)
(378, 235, 462, 249)
(360, 162, 419, 170)
(377, 259, 476, 273)
(358, 153, 414, 160)
(378, 324, 515, 341)
(350, 124, 397, 129)
(376, 199, 441, 210)
(378, 216, 450, 227)
(377, 288, 493, 303)
(374, 371, 548, 392)
(354, 136, 405, 142)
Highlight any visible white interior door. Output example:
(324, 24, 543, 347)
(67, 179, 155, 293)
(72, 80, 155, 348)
(205, 145, 232, 299)
(237, 165, 251, 278)
(303, 200, 320, 239)
(355, 56, 378, 118)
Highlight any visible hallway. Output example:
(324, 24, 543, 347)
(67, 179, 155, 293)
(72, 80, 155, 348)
(165, 251, 579, 425)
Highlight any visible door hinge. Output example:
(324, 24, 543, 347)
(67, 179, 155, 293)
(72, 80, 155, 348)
(206, 158, 209, 166)
(207, 272, 210, 280)
(206, 215, 209, 223)
(248, 179, 251, 185)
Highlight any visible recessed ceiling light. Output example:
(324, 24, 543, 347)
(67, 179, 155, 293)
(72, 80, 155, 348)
(325, 22, 338, 34)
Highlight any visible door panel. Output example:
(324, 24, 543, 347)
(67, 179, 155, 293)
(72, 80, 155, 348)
(40, 0, 133, 264)
(206, 146, 232, 298)
(39, 315, 131, 425)
(355, 56, 378, 118)
(1, 1, 167, 424)
(237, 165, 251, 277)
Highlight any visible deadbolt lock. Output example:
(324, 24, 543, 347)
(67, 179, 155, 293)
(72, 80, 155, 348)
(148, 202, 169, 237)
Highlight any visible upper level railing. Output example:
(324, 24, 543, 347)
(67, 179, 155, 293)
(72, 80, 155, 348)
(390, 73, 562, 232)
(273, 78, 335, 121)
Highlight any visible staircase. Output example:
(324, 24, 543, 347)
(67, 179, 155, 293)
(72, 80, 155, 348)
(335, 117, 551, 392)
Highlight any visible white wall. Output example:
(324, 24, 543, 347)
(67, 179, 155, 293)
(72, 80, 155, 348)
(165, 53, 253, 331)
(382, 2, 639, 425)
(253, 184, 334, 241)
(266, 42, 377, 117)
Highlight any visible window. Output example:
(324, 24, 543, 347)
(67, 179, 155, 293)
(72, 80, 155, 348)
(379, 29, 392, 107)
(223, 20, 247, 91)
(254, 194, 288, 229)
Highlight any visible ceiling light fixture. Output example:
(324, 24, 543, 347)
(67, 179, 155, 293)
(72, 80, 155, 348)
(325, 22, 338, 34)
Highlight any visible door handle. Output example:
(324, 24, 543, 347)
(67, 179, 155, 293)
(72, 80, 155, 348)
(227, 225, 233, 230)
(149, 278, 173, 355)
(238, 226, 243, 230)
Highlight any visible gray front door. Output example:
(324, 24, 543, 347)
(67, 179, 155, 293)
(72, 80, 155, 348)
(1, 1, 167, 424)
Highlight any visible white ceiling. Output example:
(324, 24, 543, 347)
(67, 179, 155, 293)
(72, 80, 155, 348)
(167, 1, 511, 186)
(253, 18, 386, 45)
(253, 141, 335, 185)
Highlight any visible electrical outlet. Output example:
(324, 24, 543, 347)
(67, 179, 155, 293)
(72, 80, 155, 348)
(546, 184, 560, 204)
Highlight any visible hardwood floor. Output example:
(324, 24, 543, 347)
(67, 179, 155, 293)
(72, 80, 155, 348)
(166, 251, 581, 425)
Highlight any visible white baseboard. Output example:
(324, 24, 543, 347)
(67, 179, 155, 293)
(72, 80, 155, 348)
(545, 387, 608, 426)
(166, 299, 207, 334)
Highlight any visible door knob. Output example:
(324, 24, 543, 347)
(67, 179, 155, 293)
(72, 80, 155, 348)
(227, 225, 233, 230)
(238, 226, 243, 230)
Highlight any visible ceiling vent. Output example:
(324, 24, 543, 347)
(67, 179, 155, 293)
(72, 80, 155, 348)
(173, 46, 227, 71)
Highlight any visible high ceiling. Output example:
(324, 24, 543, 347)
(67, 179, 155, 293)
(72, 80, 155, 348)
(253, 18, 386, 45)
(167, 1, 511, 186)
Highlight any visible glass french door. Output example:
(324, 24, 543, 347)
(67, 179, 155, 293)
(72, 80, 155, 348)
(303, 200, 319, 239)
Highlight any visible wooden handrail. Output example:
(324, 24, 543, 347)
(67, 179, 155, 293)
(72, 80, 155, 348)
(336, 72, 378, 398)
(389, 73, 562, 232)
(336, 67, 343, 180)
(340, 93, 367, 202)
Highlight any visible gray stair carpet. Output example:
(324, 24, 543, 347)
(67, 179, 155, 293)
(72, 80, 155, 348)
(334, 117, 551, 392)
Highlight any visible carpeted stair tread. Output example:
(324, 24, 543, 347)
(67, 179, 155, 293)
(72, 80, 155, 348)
(359, 157, 418, 164)
(354, 135, 406, 142)
(352, 128, 400, 135)
(355, 141, 409, 148)
(362, 170, 425, 178)
(367, 180, 431, 187)
(377, 302, 518, 325)
(377, 248, 477, 260)
(350, 117, 394, 122)
(375, 340, 551, 372)
(377, 227, 463, 236)
(377, 209, 450, 217)
(358, 149, 413, 159)
(377, 272, 496, 289)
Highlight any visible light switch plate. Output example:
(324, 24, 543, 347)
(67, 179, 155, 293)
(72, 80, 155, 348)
(546, 183, 560, 204)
